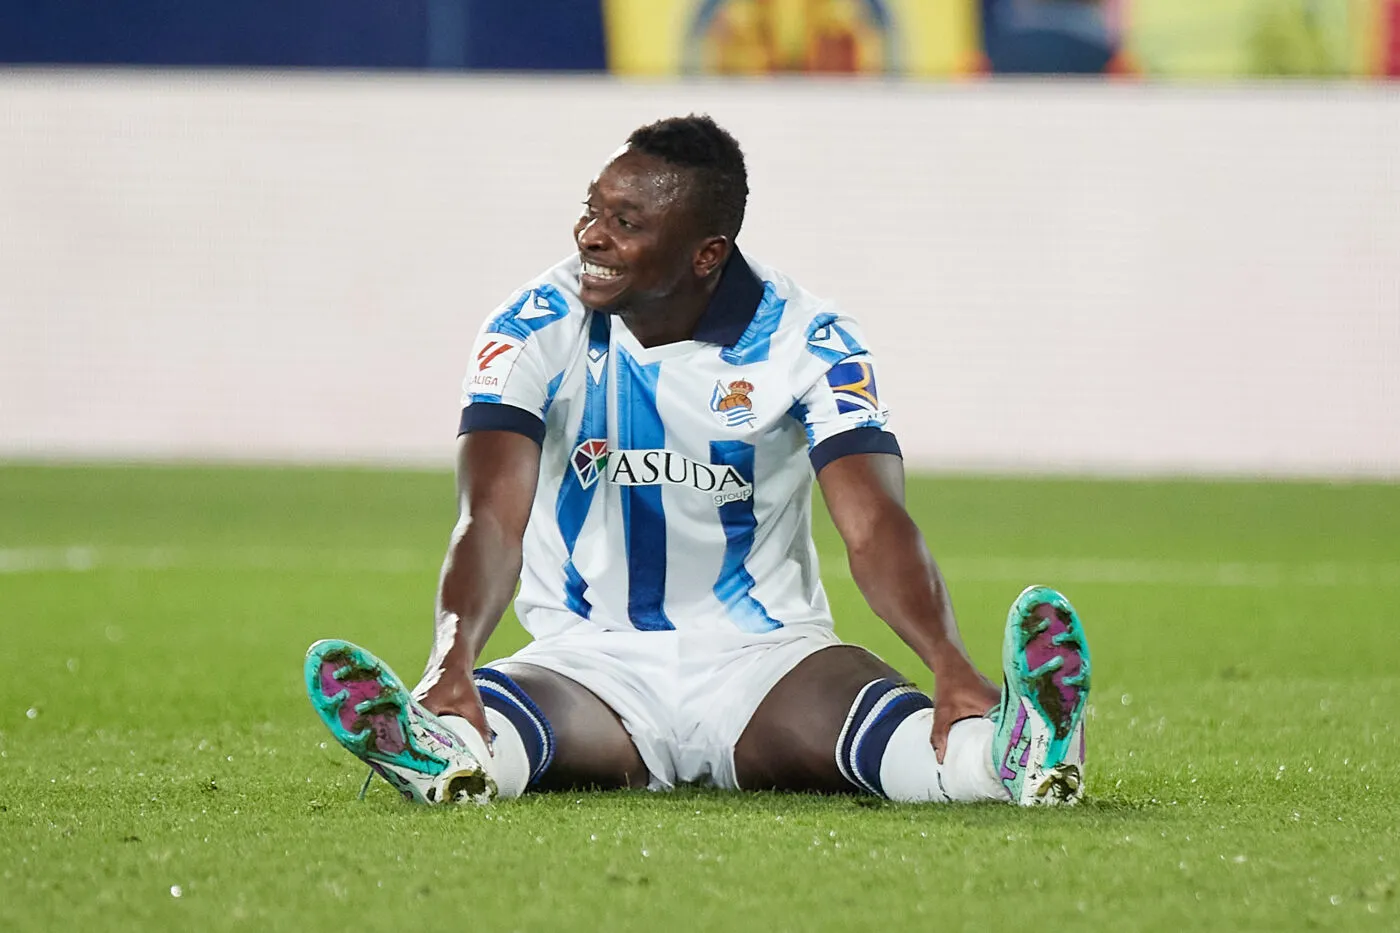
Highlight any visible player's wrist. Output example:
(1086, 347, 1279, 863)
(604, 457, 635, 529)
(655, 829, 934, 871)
(431, 611, 491, 668)
(928, 645, 981, 680)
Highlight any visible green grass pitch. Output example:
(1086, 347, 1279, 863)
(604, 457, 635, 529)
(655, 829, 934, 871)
(2, 463, 1398, 931)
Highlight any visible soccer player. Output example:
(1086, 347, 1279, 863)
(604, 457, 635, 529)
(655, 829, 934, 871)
(306, 115, 1090, 807)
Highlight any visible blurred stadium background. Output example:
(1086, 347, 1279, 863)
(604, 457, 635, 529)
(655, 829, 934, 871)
(2, 0, 1397, 475)
(3, 4, 1400, 931)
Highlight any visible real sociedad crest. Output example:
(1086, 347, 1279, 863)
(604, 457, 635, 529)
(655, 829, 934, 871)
(710, 378, 757, 428)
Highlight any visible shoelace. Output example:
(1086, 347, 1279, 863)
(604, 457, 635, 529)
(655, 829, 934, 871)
(357, 769, 374, 800)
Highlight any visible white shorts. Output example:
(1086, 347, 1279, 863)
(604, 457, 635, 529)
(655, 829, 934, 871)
(485, 624, 843, 791)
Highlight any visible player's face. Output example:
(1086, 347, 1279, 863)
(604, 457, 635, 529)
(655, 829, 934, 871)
(574, 148, 704, 313)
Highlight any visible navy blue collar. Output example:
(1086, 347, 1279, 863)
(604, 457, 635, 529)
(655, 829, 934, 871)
(691, 247, 764, 346)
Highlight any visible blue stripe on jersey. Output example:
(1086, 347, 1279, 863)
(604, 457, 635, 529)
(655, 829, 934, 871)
(488, 284, 570, 341)
(786, 400, 817, 450)
(709, 440, 780, 633)
(720, 282, 787, 366)
(553, 313, 611, 619)
(804, 312, 868, 365)
(542, 370, 566, 416)
(616, 350, 675, 632)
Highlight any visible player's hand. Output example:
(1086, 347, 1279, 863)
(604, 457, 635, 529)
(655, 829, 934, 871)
(420, 670, 493, 748)
(930, 662, 1000, 764)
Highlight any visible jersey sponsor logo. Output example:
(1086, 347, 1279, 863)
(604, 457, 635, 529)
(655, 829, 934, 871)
(826, 360, 881, 415)
(710, 378, 757, 428)
(468, 336, 521, 392)
(572, 445, 754, 506)
(570, 439, 610, 489)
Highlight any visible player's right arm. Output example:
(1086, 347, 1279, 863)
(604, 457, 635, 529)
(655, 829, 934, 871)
(416, 281, 572, 741)
(418, 430, 540, 743)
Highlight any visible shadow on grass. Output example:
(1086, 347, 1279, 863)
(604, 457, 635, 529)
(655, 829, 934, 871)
(344, 781, 1173, 828)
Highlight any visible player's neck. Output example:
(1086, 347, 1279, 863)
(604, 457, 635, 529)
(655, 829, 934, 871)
(619, 283, 716, 349)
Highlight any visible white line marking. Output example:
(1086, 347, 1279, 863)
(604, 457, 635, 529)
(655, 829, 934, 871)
(2, 546, 1398, 588)
(0, 546, 430, 575)
(825, 556, 1400, 588)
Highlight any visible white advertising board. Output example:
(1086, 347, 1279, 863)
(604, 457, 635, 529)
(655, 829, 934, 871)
(1, 72, 1396, 476)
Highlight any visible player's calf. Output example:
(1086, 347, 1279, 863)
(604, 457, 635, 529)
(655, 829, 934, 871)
(460, 668, 556, 798)
(836, 584, 1093, 807)
(836, 678, 1009, 803)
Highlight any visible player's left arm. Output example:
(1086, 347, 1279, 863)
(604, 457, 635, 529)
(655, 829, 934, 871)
(797, 311, 999, 756)
(817, 452, 999, 760)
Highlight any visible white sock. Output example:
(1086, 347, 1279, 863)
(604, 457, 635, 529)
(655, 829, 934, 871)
(440, 711, 530, 800)
(878, 711, 1010, 803)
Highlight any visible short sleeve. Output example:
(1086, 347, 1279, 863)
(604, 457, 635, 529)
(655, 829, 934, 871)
(790, 311, 902, 472)
(458, 285, 572, 445)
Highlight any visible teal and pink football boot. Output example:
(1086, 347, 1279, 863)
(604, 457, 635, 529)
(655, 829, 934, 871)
(305, 639, 496, 805)
(991, 586, 1092, 805)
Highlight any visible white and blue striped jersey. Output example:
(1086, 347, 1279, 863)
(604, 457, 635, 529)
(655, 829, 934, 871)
(459, 249, 901, 639)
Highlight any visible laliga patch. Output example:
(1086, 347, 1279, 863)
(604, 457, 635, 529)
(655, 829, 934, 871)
(468, 335, 521, 393)
(826, 360, 881, 415)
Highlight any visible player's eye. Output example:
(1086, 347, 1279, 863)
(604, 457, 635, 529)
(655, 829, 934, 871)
(616, 216, 636, 231)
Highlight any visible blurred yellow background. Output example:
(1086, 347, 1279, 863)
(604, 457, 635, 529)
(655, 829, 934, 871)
(605, 0, 978, 77)
(603, 0, 1396, 77)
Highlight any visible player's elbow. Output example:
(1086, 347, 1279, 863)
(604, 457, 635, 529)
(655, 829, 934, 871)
(840, 499, 920, 564)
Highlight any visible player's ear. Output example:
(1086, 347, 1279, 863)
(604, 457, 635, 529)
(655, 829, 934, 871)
(693, 236, 729, 279)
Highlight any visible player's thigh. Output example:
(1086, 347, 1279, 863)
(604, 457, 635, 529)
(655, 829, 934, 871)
(733, 645, 908, 793)
(492, 661, 649, 791)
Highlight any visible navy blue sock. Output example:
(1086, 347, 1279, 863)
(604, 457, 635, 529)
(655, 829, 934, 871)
(473, 668, 556, 786)
(835, 679, 934, 797)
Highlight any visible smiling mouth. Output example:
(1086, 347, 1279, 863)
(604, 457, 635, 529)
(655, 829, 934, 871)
(580, 259, 622, 282)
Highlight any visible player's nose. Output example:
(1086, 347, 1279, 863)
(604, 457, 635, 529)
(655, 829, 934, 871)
(576, 216, 608, 252)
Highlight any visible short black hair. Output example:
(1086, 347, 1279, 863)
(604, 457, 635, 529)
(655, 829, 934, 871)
(627, 114, 748, 242)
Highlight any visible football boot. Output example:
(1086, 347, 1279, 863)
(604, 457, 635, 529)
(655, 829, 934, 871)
(990, 586, 1091, 805)
(305, 639, 495, 804)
